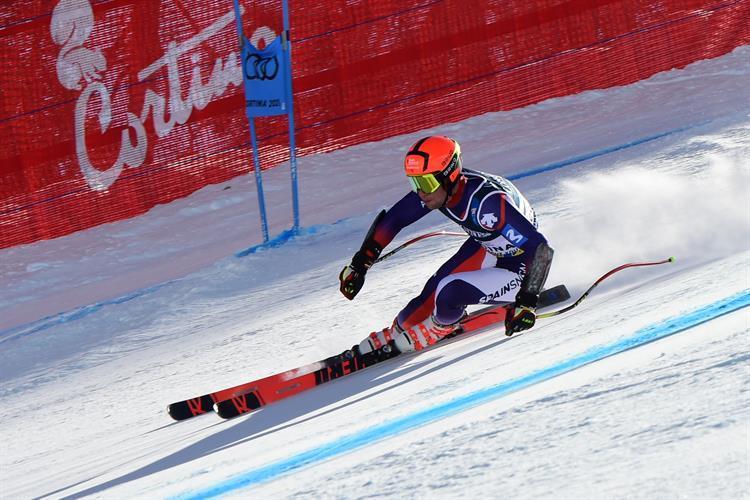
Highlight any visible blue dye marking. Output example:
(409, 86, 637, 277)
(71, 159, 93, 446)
(0, 225, 336, 341)
(0, 281, 173, 344)
(234, 222, 346, 257)
(236, 227, 311, 257)
(235, 228, 301, 257)
(177, 289, 750, 499)
(507, 121, 709, 181)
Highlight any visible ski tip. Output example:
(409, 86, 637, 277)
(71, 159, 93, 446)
(214, 400, 244, 420)
(668, 256, 676, 263)
(166, 403, 194, 421)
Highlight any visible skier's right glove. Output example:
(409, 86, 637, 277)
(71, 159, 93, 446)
(339, 240, 382, 300)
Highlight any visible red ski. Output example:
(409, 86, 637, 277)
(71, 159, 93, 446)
(212, 304, 508, 419)
(167, 284, 570, 421)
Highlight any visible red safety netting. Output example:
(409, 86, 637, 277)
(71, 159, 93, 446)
(1, 0, 747, 248)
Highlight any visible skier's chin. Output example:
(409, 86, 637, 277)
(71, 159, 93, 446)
(424, 199, 443, 210)
(418, 190, 447, 209)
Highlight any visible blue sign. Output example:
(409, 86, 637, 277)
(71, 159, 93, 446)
(241, 35, 289, 117)
(232, 0, 300, 245)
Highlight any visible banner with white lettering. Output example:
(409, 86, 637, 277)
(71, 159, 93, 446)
(1, 0, 746, 248)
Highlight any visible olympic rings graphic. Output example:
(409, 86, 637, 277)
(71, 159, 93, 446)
(244, 53, 279, 81)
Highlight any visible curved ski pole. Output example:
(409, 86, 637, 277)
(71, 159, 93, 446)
(375, 231, 466, 264)
(537, 257, 675, 320)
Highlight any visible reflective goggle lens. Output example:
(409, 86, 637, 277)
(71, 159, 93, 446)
(408, 174, 441, 194)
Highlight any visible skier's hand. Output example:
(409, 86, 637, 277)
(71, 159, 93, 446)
(505, 291, 538, 336)
(339, 242, 381, 300)
(339, 226, 383, 300)
(504, 305, 536, 335)
(339, 261, 366, 300)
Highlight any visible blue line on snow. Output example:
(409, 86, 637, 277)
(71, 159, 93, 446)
(177, 289, 750, 499)
(507, 120, 710, 181)
(0, 281, 175, 345)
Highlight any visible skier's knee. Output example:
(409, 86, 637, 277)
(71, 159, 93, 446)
(434, 278, 478, 325)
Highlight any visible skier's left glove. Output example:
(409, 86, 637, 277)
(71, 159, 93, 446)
(505, 291, 538, 336)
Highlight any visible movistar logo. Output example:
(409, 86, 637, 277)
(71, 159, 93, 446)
(501, 224, 527, 246)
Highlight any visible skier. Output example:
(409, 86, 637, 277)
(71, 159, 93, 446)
(339, 135, 554, 355)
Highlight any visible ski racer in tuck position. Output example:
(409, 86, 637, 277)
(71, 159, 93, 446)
(339, 135, 554, 354)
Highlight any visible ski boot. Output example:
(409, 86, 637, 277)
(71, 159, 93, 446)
(358, 319, 402, 355)
(391, 315, 459, 353)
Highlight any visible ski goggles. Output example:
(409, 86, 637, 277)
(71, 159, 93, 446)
(407, 173, 443, 194)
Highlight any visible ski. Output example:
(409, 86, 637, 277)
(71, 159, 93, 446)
(166, 284, 569, 421)
(213, 284, 569, 419)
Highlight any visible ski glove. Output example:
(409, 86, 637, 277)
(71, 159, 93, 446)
(505, 291, 538, 336)
(339, 243, 382, 300)
(340, 210, 385, 300)
(339, 262, 366, 300)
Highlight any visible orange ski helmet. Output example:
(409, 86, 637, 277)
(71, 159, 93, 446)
(404, 135, 462, 194)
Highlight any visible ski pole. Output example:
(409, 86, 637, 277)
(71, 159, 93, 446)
(375, 231, 466, 264)
(537, 257, 675, 319)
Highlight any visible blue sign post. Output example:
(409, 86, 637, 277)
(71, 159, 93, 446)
(232, 0, 300, 243)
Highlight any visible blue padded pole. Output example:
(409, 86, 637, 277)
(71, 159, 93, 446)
(281, 0, 300, 232)
(232, 0, 270, 243)
(249, 118, 270, 242)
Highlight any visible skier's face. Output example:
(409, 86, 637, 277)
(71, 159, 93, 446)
(417, 185, 448, 209)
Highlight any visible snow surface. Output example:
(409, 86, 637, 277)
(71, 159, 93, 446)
(1, 46, 749, 499)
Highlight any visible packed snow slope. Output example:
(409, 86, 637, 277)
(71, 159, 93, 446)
(1, 47, 749, 499)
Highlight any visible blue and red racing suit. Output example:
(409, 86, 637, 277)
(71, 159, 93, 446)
(371, 168, 551, 329)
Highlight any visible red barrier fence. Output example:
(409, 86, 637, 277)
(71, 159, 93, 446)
(1, 0, 747, 248)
